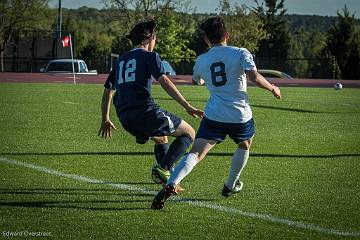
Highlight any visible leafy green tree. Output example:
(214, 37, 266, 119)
(155, 10, 196, 61)
(324, 5, 360, 79)
(252, 0, 291, 58)
(220, 1, 268, 53)
(111, 36, 132, 55)
(80, 33, 112, 59)
(190, 1, 267, 56)
(287, 29, 306, 77)
(0, 0, 50, 71)
(79, 33, 113, 72)
(189, 27, 208, 56)
(288, 28, 327, 77)
(310, 49, 341, 79)
(61, 7, 114, 57)
(103, 0, 196, 61)
(343, 33, 360, 79)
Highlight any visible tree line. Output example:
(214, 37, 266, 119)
(1, 0, 360, 79)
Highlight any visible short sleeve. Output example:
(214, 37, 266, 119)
(240, 48, 257, 71)
(148, 52, 166, 81)
(104, 69, 116, 89)
(192, 59, 201, 84)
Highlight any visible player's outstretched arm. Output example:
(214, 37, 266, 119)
(158, 75, 204, 118)
(246, 70, 281, 99)
(98, 88, 116, 139)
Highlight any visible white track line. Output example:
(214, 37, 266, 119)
(1, 157, 359, 238)
(63, 102, 79, 105)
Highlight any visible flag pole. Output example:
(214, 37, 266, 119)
(69, 34, 76, 84)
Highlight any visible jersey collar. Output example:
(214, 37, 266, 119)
(130, 48, 146, 52)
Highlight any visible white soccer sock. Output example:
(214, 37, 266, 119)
(225, 148, 249, 189)
(167, 153, 199, 186)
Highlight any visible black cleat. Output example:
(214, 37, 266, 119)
(221, 180, 243, 197)
(151, 185, 176, 210)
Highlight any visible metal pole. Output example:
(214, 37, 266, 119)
(69, 34, 76, 84)
(58, 0, 62, 39)
(332, 56, 336, 79)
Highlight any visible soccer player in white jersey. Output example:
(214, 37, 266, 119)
(152, 16, 281, 209)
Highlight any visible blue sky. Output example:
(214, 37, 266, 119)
(49, 0, 360, 18)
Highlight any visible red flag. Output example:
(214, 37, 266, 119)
(62, 36, 70, 47)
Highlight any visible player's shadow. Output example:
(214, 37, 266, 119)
(251, 103, 358, 114)
(153, 97, 347, 114)
(0, 188, 215, 211)
(0, 200, 149, 211)
(0, 188, 152, 211)
(1, 152, 359, 159)
(251, 104, 325, 113)
(0, 151, 154, 156)
(0, 188, 153, 196)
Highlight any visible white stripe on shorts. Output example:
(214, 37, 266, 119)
(156, 109, 175, 133)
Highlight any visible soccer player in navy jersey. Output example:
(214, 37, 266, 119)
(98, 20, 204, 188)
(152, 16, 281, 209)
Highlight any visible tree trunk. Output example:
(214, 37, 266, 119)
(0, 50, 4, 72)
(1, 30, 11, 72)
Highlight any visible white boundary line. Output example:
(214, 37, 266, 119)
(63, 101, 80, 105)
(1, 156, 359, 238)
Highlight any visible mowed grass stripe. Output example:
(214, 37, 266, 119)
(1, 156, 359, 238)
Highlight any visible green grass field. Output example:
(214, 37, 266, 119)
(0, 83, 359, 239)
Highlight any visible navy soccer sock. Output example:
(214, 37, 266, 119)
(154, 143, 169, 164)
(160, 135, 193, 171)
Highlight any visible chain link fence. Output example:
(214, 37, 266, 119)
(2, 31, 337, 78)
(255, 57, 337, 79)
(2, 55, 337, 79)
(1, 30, 73, 72)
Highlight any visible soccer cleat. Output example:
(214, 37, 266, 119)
(221, 180, 243, 197)
(174, 184, 185, 193)
(151, 164, 170, 185)
(151, 185, 176, 210)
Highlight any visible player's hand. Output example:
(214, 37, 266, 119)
(271, 84, 281, 99)
(185, 105, 204, 119)
(98, 120, 116, 139)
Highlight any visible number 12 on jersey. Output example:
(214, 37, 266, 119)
(118, 59, 136, 84)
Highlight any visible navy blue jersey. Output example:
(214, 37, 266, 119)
(104, 48, 165, 113)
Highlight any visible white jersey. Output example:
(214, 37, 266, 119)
(193, 46, 256, 123)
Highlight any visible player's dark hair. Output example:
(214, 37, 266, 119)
(127, 20, 157, 46)
(200, 16, 226, 44)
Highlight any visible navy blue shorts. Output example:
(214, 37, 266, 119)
(196, 117, 255, 144)
(117, 105, 182, 144)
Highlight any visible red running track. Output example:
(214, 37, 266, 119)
(0, 72, 359, 88)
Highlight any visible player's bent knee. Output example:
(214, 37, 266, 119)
(190, 148, 208, 162)
(187, 128, 195, 140)
(196, 153, 205, 161)
(238, 140, 251, 150)
(177, 120, 195, 140)
(151, 136, 168, 144)
(184, 124, 195, 140)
